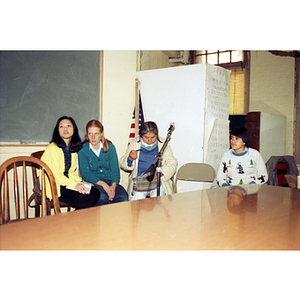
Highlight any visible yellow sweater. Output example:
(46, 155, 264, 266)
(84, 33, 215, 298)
(41, 142, 82, 198)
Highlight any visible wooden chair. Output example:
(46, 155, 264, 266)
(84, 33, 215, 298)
(0, 156, 61, 225)
(174, 162, 216, 193)
(29, 150, 71, 217)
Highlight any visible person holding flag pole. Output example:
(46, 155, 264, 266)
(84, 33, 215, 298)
(120, 121, 177, 200)
(121, 80, 177, 200)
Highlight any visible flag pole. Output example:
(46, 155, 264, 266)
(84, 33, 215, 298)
(135, 78, 139, 136)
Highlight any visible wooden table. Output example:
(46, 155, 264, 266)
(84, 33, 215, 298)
(1, 184, 299, 250)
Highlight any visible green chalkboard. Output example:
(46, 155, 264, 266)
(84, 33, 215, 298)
(0, 51, 100, 143)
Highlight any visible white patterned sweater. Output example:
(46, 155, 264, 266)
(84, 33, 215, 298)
(216, 147, 268, 187)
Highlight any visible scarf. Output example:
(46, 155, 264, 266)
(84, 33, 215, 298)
(141, 139, 158, 151)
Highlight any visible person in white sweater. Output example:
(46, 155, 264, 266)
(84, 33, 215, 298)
(215, 127, 268, 187)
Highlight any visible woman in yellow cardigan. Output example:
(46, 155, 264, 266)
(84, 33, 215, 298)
(41, 116, 99, 209)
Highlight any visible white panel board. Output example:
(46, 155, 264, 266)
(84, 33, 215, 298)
(260, 112, 286, 162)
(137, 64, 207, 168)
(204, 65, 231, 172)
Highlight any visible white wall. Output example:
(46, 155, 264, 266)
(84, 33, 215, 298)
(0, 145, 47, 165)
(249, 51, 295, 156)
(101, 51, 137, 187)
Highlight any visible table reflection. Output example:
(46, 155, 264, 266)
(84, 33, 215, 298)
(226, 185, 258, 214)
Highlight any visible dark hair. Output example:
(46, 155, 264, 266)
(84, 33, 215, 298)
(82, 119, 111, 153)
(51, 116, 82, 152)
(230, 127, 250, 147)
(138, 121, 162, 142)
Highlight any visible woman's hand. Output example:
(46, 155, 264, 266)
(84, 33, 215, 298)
(128, 150, 139, 161)
(97, 181, 117, 202)
(107, 183, 117, 202)
(153, 172, 163, 180)
(75, 183, 88, 194)
(98, 181, 110, 193)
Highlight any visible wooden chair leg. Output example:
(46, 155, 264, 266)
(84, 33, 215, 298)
(46, 201, 51, 215)
(35, 198, 40, 217)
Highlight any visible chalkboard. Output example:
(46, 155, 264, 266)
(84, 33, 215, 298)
(0, 51, 100, 143)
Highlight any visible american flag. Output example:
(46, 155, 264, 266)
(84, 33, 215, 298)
(128, 91, 144, 145)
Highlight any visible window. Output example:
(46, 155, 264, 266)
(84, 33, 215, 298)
(194, 50, 242, 64)
(193, 50, 249, 114)
(230, 68, 246, 114)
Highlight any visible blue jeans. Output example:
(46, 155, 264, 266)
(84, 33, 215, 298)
(93, 180, 128, 206)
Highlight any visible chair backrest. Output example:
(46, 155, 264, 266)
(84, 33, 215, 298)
(265, 155, 299, 186)
(30, 150, 45, 184)
(0, 156, 61, 225)
(174, 163, 216, 192)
